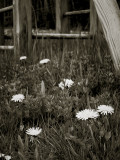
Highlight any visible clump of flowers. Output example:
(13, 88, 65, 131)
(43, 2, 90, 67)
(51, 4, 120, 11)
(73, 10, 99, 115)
(5, 155, 12, 160)
(26, 127, 42, 136)
(59, 79, 74, 90)
(76, 109, 99, 120)
(11, 94, 25, 102)
(97, 105, 114, 115)
(39, 59, 50, 64)
(20, 56, 27, 60)
(0, 153, 11, 160)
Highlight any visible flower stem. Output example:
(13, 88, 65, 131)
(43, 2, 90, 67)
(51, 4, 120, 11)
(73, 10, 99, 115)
(88, 124, 99, 150)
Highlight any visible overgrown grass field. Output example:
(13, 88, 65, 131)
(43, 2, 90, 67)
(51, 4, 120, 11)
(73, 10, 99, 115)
(0, 37, 120, 160)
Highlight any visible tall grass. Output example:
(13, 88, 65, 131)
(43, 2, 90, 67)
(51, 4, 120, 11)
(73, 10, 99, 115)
(0, 36, 120, 160)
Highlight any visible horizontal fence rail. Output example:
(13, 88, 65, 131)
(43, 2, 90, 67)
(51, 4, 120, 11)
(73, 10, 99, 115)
(30, 32, 91, 39)
(4, 30, 91, 39)
(0, 45, 14, 50)
(0, 5, 13, 13)
(64, 9, 90, 16)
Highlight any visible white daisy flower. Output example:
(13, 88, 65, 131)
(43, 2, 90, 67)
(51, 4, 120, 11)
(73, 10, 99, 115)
(26, 127, 42, 136)
(11, 94, 25, 102)
(5, 155, 12, 160)
(97, 105, 114, 115)
(76, 109, 99, 120)
(39, 59, 50, 64)
(59, 79, 74, 90)
(20, 56, 27, 60)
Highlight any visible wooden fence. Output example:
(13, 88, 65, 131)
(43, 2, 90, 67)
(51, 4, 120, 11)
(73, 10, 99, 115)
(0, 0, 120, 72)
(0, 0, 95, 56)
(0, 0, 32, 58)
(0, 0, 96, 55)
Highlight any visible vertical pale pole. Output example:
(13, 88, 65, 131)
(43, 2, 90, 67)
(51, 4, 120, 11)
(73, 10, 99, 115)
(90, 0, 99, 36)
(13, 0, 32, 59)
(56, 0, 69, 33)
(0, 1, 4, 45)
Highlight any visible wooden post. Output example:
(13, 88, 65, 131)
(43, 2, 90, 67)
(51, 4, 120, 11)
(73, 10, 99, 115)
(90, 0, 99, 36)
(93, 0, 120, 72)
(0, 1, 4, 45)
(13, 0, 32, 59)
(56, 0, 69, 33)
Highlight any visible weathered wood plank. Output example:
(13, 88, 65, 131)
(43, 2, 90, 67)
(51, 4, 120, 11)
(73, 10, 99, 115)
(64, 9, 90, 16)
(90, 0, 99, 36)
(0, 1, 4, 45)
(32, 32, 90, 39)
(13, 0, 32, 58)
(0, 5, 13, 13)
(0, 45, 14, 50)
(4, 29, 90, 39)
(56, 0, 69, 33)
(93, 0, 120, 72)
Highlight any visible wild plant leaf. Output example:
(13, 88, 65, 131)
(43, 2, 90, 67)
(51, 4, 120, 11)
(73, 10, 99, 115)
(65, 133, 86, 148)
(18, 135, 24, 152)
(41, 80, 45, 97)
(24, 110, 29, 118)
(5, 100, 12, 113)
(34, 145, 39, 160)
(25, 134, 28, 150)
(67, 140, 79, 157)
(100, 127, 105, 137)
(105, 131, 111, 141)
(5, 105, 12, 113)
(18, 151, 26, 160)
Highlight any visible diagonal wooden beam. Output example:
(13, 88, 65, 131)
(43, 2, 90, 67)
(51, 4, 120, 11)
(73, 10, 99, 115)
(0, 5, 13, 13)
(93, 0, 120, 72)
(64, 9, 90, 16)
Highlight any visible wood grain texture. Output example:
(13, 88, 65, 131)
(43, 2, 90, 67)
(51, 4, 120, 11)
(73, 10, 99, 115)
(64, 9, 90, 16)
(0, 1, 4, 45)
(0, 45, 14, 50)
(0, 5, 13, 13)
(32, 32, 90, 39)
(13, 0, 32, 58)
(90, 0, 98, 36)
(93, 0, 120, 72)
(56, 0, 69, 33)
